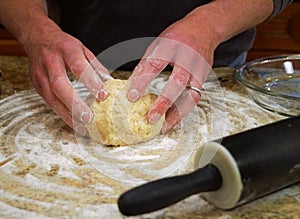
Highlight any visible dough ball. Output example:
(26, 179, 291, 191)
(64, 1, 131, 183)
(87, 79, 165, 146)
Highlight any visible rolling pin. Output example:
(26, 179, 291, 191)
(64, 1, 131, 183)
(118, 116, 300, 216)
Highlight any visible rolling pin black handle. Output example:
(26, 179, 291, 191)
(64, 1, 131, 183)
(117, 164, 222, 216)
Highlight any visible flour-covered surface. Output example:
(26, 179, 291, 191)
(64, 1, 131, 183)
(0, 56, 299, 219)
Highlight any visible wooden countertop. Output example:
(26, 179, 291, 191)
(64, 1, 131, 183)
(0, 55, 299, 219)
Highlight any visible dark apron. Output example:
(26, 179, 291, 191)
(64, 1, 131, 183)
(51, 0, 255, 69)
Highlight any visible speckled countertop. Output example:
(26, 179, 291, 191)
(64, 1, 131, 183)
(0, 55, 299, 219)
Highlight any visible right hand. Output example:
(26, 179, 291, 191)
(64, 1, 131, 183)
(22, 24, 110, 136)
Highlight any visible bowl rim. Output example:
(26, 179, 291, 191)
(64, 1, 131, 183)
(234, 54, 300, 101)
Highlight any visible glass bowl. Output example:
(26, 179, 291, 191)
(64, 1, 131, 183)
(235, 54, 300, 116)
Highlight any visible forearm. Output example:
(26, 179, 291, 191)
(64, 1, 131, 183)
(0, 0, 59, 46)
(186, 0, 274, 45)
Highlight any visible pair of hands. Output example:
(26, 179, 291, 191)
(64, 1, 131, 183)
(23, 15, 217, 136)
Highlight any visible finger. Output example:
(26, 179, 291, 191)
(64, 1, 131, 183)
(51, 98, 87, 136)
(146, 65, 190, 124)
(33, 66, 74, 128)
(128, 58, 169, 101)
(28, 63, 73, 127)
(188, 74, 203, 92)
(128, 38, 177, 101)
(162, 48, 205, 133)
(43, 54, 93, 125)
(47, 95, 87, 136)
(162, 38, 210, 87)
(63, 47, 108, 101)
(28, 65, 43, 97)
(38, 66, 88, 136)
(161, 82, 201, 134)
(189, 55, 211, 87)
(83, 47, 113, 81)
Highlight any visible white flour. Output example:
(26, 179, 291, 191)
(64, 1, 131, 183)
(0, 79, 283, 218)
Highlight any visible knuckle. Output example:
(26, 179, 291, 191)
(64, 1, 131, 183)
(69, 59, 86, 74)
(57, 37, 81, 50)
(50, 76, 66, 94)
(157, 95, 173, 111)
(42, 54, 57, 67)
(171, 73, 189, 89)
(55, 40, 67, 50)
(147, 59, 166, 72)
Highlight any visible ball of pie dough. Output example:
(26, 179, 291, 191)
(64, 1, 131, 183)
(87, 79, 165, 146)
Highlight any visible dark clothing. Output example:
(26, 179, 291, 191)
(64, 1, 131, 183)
(50, 0, 292, 69)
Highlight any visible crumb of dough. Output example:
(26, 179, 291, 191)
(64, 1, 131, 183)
(87, 79, 165, 146)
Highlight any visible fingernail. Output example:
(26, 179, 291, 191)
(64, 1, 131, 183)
(97, 89, 109, 101)
(75, 125, 87, 136)
(149, 113, 161, 124)
(80, 111, 93, 124)
(128, 89, 140, 101)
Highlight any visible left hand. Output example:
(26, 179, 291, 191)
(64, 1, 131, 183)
(127, 14, 219, 133)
